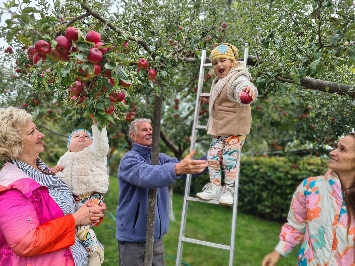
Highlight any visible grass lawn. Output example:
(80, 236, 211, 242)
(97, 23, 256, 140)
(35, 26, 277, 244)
(95, 176, 299, 266)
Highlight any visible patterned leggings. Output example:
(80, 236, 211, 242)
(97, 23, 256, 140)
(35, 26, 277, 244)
(207, 135, 246, 187)
(74, 192, 104, 253)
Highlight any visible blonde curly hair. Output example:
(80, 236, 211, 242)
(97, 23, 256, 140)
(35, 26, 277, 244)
(0, 107, 33, 160)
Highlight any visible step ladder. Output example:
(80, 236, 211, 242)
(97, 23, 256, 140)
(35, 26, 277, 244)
(176, 44, 249, 266)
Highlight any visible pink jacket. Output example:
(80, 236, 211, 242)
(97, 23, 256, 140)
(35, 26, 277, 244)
(0, 163, 76, 266)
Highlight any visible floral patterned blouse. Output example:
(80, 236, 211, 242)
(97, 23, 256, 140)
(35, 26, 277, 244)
(275, 170, 355, 266)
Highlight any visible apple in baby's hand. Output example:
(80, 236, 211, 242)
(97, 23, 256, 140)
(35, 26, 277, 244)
(239, 91, 253, 104)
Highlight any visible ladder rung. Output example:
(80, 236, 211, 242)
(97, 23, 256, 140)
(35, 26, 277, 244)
(187, 196, 220, 205)
(200, 93, 210, 97)
(182, 237, 231, 250)
(195, 125, 207, 130)
(203, 63, 212, 67)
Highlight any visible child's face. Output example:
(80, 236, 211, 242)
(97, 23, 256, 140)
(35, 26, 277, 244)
(68, 131, 93, 152)
(212, 58, 233, 78)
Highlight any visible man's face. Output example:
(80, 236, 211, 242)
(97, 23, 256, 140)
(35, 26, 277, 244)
(131, 122, 153, 146)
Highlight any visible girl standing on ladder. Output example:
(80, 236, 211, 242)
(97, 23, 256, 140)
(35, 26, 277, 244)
(196, 43, 258, 205)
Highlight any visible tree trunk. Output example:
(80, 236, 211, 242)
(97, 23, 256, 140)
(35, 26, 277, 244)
(144, 85, 164, 265)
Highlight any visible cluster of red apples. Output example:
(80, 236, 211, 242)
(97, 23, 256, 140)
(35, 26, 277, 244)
(24, 26, 157, 118)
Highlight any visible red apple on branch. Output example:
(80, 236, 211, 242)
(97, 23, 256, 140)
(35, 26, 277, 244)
(85, 64, 101, 77)
(55, 36, 72, 54)
(137, 58, 149, 70)
(87, 48, 103, 64)
(105, 105, 115, 115)
(95, 42, 108, 54)
(108, 77, 115, 86)
(32, 99, 40, 106)
(33, 53, 46, 64)
(104, 69, 112, 78)
(27, 47, 37, 60)
(65, 27, 79, 41)
(119, 80, 131, 88)
(239, 91, 253, 104)
(86, 30, 101, 43)
(147, 69, 157, 80)
(34, 40, 51, 55)
(115, 91, 125, 102)
(48, 48, 61, 61)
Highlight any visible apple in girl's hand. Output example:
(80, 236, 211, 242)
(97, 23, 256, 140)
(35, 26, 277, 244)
(239, 91, 253, 104)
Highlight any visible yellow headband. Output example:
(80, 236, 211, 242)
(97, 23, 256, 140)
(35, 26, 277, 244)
(210, 43, 238, 63)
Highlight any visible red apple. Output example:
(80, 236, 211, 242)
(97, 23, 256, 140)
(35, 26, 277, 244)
(147, 69, 157, 80)
(86, 64, 101, 77)
(65, 27, 79, 41)
(105, 105, 114, 114)
(70, 83, 83, 96)
(32, 99, 40, 106)
(22, 103, 28, 108)
(115, 91, 125, 102)
(56, 36, 72, 54)
(34, 40, 51, 55)
(87, 48, 103, 64)
(86, 30, 101, 43)
(108, 77, 115, 86)
(239, 91, 253, 104)
(58, 51, 70, 62)
(27, 47, 37, 60)
(33, 53, 46, 64)
(137, 58, 149, 70)
(4, 46, 13, 54)
(77, 96, 86, 104)
(109, 94, 116, 103)
(104, 69, 112, 78)
(123, 40, 129, 48)
(221, 22, 227, 29)
(47, 48, 61, 61)
(119, 80, 131, 88)
(95, 42, 108, 54)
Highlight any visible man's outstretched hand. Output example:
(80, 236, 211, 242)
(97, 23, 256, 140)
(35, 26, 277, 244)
(175, 150, 208, 175)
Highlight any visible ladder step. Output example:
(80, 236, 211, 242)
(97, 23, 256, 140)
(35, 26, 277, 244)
(203, 63, 212, 67)
(200, 93, 210, 97)
(182, 237, 231, 250)
(195, 125, 207, 130)
(187, 196, 220, 205)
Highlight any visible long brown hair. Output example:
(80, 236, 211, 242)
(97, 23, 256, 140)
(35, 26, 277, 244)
(341, 133, 355, 230)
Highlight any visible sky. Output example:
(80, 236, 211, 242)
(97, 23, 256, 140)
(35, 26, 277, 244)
(0, 0, 11, 49)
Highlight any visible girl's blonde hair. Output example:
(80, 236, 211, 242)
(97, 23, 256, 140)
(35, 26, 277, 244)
(0, 107, 33, 160)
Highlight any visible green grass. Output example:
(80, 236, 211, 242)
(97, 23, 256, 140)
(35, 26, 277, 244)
(95, 176, 299, 266)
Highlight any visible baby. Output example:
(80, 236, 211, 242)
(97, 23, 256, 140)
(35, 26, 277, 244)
(52, 115, 109, 266)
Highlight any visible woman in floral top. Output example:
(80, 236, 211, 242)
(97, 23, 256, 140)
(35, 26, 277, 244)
(263, 133, 355, 266)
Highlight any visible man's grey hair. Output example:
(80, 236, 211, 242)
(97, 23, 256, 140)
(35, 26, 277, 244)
(129, 118, 151, 135)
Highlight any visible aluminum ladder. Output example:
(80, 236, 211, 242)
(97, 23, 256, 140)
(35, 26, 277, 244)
(176, 44, 249, 266)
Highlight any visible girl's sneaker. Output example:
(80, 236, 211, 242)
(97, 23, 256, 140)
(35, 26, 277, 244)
(218, 185, 235, 205)
(196, 182, 221, 200)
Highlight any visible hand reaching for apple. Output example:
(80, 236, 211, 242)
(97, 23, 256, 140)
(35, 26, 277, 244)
(89, 114, 98, 125)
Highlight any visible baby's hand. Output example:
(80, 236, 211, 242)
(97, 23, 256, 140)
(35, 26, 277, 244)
(51, 165, 64, 174)
(89, 114, 98, 125)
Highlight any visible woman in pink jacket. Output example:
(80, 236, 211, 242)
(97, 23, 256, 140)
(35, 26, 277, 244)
(0, 106, 106, 266)
(262, 132, 355, 266)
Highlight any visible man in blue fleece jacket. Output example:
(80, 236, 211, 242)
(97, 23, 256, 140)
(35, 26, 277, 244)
(116, 118, 208, 266)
